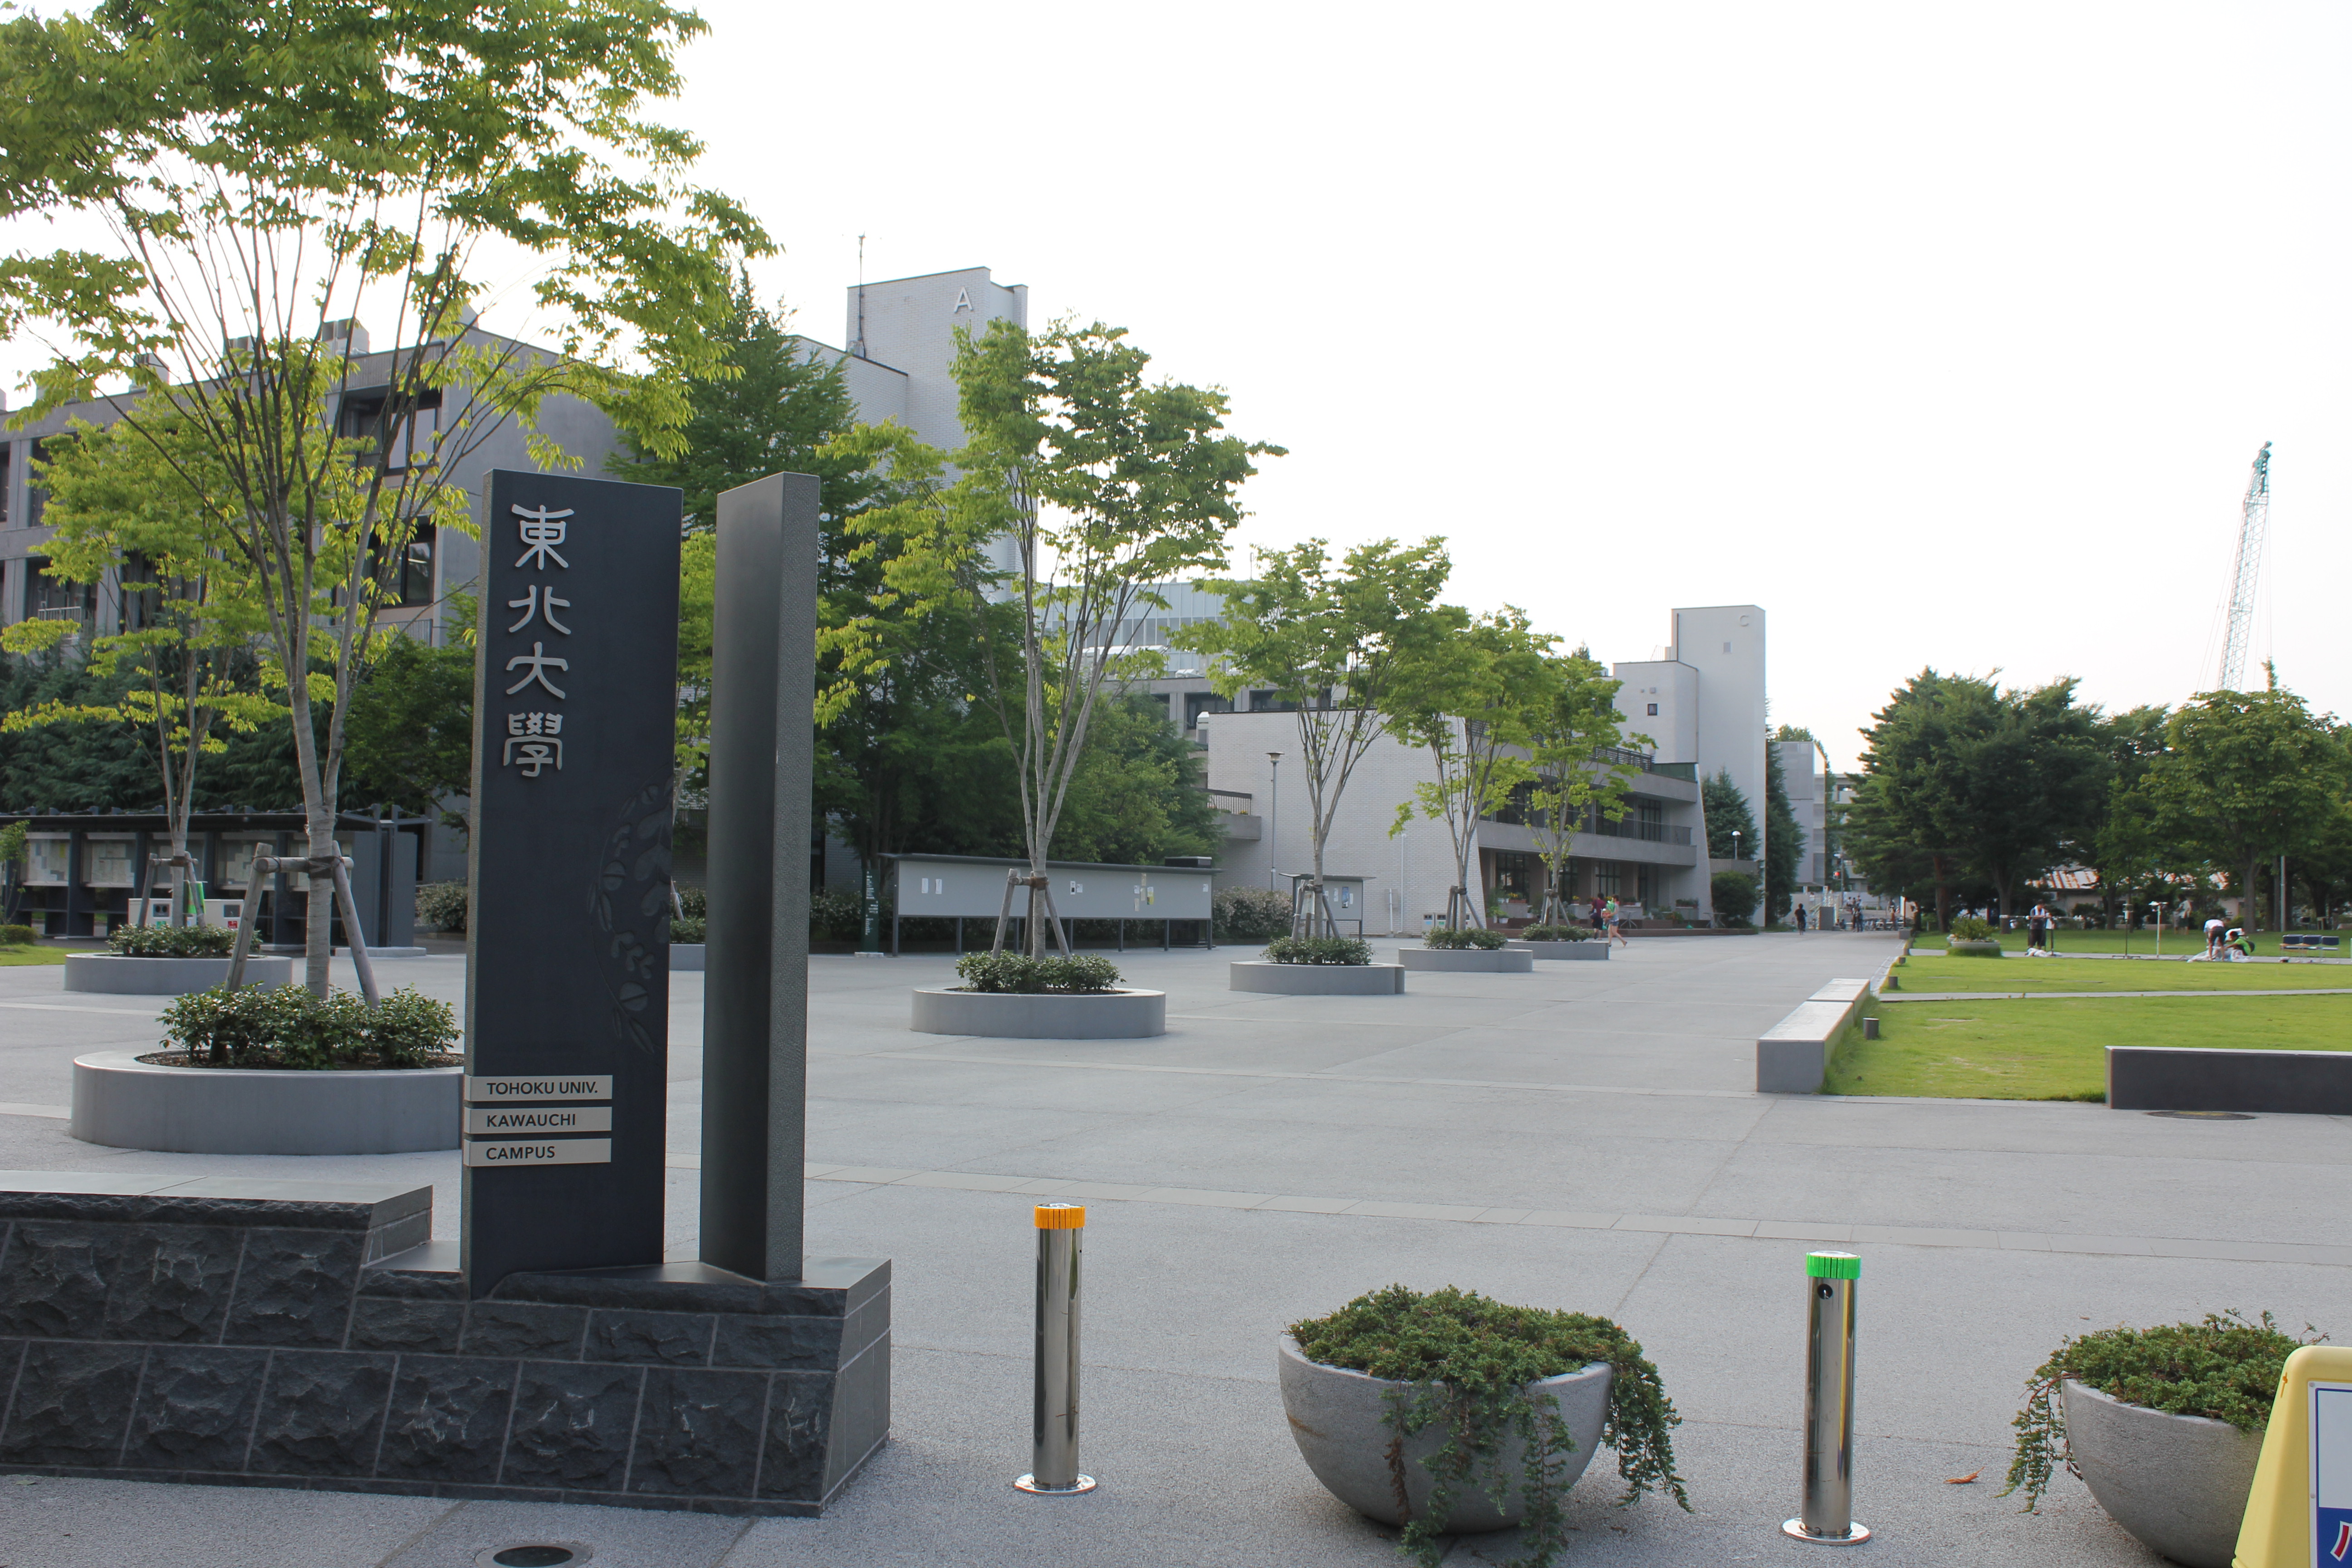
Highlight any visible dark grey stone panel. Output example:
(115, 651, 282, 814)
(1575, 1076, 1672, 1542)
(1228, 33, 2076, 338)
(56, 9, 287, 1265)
(461, 1302, 588, 1359)
(627, 1367, 764, 1496)
(0, 1222, 239, 1342)
(224, 1229, 363, 1347)
(122, 1346, 269, 1471)
(499, 1263, 765, 1314)
(841, 1285, 891, 1359)
(0, 1342, 144, 1465)
(756, 1370, 834, 1502)
(358, 1240, 466, 1300)
(2107, 1045, 2352, 1114)
(823, 1333, 890, 1497)
(347, 1297, 465, 1354)
(377, 1356, 515, 1483)
(585, 1309, 714, 1367)
(247, 1351, 395, 1476)
(501, 1361, 643, 1493)
(709, 1314, 838, 1370)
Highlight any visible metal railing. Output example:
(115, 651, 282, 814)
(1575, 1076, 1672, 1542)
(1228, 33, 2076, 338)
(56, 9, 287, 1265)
(1587, 816, 1693, 846)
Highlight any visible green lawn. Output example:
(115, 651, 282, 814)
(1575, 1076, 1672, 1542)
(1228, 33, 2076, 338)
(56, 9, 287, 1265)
(1904, 929, 2345, 957)
(1892, 954, 2352, 993)
(0, 946, 69, 967)
(1828, 993, 2352, 1101)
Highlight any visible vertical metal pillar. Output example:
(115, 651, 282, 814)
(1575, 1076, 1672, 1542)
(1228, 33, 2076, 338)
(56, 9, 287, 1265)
(1015, 1203, 1096, 1494)
(1784, 1250, 1868, 1544)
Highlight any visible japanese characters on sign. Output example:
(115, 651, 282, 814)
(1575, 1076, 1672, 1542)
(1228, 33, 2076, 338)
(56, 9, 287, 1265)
(501, 504, 574, 775)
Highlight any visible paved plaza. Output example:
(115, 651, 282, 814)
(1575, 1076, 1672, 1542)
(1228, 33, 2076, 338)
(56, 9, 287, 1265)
(0, 931, 2342, 1565)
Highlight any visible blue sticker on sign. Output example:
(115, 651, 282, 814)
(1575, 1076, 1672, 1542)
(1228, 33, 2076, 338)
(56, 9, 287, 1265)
(2313, 1383, 2352, 1565)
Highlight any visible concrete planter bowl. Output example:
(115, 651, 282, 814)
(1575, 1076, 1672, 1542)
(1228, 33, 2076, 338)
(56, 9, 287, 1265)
(1397, 947, 1536, 974)
(671, 943, 706, 972)
(1946, 940, 2004, 958)
(1278, 1336, 1612, 1530)
(2060, 1379, 2263, 1568)
(911, 987, 1166, 1039)
(1229, 961, 1406, 995)
(63, 952, 294, 995)
(1508, 941, 1610, 961)
(71, 1049, 460, 1155)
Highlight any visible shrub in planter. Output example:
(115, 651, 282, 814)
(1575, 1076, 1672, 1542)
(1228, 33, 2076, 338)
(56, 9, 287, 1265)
(108, 923, 236, 957)
(1, 924, 38, 946)
(671, 913, 706, 944)
(414, 880, 469, 934)
(1518, 924, 1593, 942)
(1291, 1285, 1688, 1567)
(1711, 870, 1758, 925)
(953, 951, 1122, 994)
(811, 886, 892, 942)
(1423, 926, 1507, 951)
(1264, 935, 1372, 965)
(157, 982, 460, 1068)
(1214, 885, 1291, 941)
(1951, 916, 1996, 942)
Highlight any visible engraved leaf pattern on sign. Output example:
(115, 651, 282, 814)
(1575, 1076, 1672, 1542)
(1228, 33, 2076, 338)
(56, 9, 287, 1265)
(589, 781, 673, 1056)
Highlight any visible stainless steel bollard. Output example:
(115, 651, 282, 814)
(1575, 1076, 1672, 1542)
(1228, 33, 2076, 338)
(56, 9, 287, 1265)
(1014, 1203, 1096, 1494)
(1783, 1250, 1870, 1544)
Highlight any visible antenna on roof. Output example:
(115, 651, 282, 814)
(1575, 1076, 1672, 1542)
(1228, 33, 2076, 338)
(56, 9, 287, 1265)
(851, 235, 867, 360)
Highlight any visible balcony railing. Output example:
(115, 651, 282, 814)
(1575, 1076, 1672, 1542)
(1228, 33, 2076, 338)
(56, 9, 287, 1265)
(1587, 817, 1693, 846)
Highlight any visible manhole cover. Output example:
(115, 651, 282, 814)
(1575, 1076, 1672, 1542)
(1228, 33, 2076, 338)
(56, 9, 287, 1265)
(480, 1548, 591, 1568)
(2146, 1110, 2256, 1121)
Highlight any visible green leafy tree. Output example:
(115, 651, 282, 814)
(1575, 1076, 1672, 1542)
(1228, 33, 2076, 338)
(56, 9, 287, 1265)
(0, 0, 764, 992)
(1175, 537, 1460, 933)
(1049, 696, 1225, 866)
(2135, 678, 2349, 930)
(1764, 739, 1804, 922)
(834, 320, 1279, 954)
(341, 625, 476, 824)
(1388, 608, 1556, 929)
(0, 417, 276, 922)
(1702, 769, 1757, 861)
(1522, 649, 1646, 923)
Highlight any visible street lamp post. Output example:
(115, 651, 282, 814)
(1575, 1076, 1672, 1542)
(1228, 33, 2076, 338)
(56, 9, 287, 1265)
(1267, 752, 1283, 891)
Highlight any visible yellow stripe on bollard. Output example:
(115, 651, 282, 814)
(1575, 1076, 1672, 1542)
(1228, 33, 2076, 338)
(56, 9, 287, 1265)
(1034, 1204, 1085, 1230)
(2233, 1344, 2352, 1567)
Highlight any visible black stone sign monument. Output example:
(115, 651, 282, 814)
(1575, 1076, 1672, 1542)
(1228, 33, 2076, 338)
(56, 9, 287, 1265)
(464, 469, 681, 1294)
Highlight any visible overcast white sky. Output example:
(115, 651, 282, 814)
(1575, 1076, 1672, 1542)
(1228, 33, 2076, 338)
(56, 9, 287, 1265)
(9, 3, 2348, 771)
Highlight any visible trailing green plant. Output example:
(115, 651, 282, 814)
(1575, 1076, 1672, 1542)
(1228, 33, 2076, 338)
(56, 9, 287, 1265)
(1291, 1285, 1688, 1568)
(953, 951, 1122, 994)
(1424, 926, 1506, 950)
(1518, 924, 1592, 941)
(414, 881, 469, 935)
(157, 982, 458, 1068)
(2002, 1310, 2322, 1512)
(670, 913, 706, 944)
(1213, 884, 1291, 940)
(109, 922, 235, 957)
(0, 925, 36, 946)
(1264, 935, 1371, 965)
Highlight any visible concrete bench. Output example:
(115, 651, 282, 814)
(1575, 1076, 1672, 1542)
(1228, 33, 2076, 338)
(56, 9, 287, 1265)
(1756, 979, 1873, 1094)
(2107, 1045, 2352, 1115)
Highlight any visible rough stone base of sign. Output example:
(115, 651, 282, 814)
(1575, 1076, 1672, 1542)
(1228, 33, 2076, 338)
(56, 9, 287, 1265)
(63, 953, 293, 995)
(72, 1052, 461, 1156)
(1228, 961, 1406, 995)
(910, 987, 1166, 1039)
(1396, 948, 1536, 973)
(0, 1175, 890, 1515)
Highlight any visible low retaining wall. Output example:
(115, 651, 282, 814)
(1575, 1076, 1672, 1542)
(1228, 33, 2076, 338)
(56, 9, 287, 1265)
(2107, 1046, 2352, 1115)
(72, 1052, 461, 1155)
(0, 1173, 888, 1515)
(1756, 979, 1874, 1093)
(1229, 962, 1406, 995)
(910, 987, 1166, 1039)
(63, 954, 293, 995)
(671, 944, 706, 973)
(1396, 948, 1535, 974)
(1506, 941, 1609, 960)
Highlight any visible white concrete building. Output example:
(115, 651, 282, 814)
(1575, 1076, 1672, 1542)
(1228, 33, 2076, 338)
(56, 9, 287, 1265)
(1610, 604, 1769, 872)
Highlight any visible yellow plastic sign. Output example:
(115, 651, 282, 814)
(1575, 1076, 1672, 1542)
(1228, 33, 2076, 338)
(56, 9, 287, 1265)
(2235, 1347, 2352, 1567)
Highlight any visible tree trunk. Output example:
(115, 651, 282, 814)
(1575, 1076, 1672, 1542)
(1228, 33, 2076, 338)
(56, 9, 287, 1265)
(2246, 853, 2261, 931)
(1932, 854, 1951, 933)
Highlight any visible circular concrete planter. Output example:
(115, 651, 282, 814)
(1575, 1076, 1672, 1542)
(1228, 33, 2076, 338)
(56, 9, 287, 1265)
(1946, 940, 2005, 958)
(910, 987, 1166, 1039)
(1396, 947, 1536, 974)
(1230, 961, 1406, 995)
(671, 943, 706, 972)
(1278, 1336, 1612, 1530)
(2060, 1380, 2262, 1568)
(1508, 941, 1610, 961)
(63, 953, 294, 995)
(71, 1049, 460, 1155)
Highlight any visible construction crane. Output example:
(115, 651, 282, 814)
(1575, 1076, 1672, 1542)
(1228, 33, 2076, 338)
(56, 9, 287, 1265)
(2216, 441, 2273, 692)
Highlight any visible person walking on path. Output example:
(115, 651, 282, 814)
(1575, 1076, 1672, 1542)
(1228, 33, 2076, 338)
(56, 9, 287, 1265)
(1604, 896, 1627, 946)
(1589, 894, 1606, 931)
(2028, 902, 2052, 953)
(1794, 902, 1807, 933)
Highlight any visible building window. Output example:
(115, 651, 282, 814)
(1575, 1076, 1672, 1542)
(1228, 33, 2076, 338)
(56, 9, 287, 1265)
(1182, 691, 1231, 730)
(1594, 863, 1622, 897)
(1637, 865, 1656, 905)
(1646, 702, 1658, 715)
(398, 527, 435, 606)
(338, 390, 444, 470)
(28, 558, 93, 623)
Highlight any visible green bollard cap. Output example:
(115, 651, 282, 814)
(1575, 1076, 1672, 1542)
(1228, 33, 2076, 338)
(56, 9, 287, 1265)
(1806, 1251, 1861, 1279)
